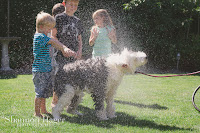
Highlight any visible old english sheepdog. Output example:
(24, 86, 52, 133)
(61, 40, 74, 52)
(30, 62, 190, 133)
(52, 48, 147, 120)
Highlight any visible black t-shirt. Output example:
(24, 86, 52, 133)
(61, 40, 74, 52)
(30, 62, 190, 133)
(55, 13, 83, 52)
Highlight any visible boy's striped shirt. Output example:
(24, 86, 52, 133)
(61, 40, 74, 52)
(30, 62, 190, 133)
(32, 33, 52, 72)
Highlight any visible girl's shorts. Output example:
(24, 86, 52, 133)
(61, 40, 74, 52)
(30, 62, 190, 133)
(33, 72, 53, 98)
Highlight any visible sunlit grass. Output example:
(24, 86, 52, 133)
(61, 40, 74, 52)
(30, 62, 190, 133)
(0, 74, 200, 132)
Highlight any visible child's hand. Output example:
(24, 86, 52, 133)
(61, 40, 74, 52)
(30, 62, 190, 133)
(92, 27, 99, 38)
(75, 50, 82, 60)
(89, 26, 99, 46)
(108, 28, 116, 39)
(62, 48, 76, 57)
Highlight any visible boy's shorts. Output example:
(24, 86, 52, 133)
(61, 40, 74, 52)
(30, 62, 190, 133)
(33, 72, 53, 98)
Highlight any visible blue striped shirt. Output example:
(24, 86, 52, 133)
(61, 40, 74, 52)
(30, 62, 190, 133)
(32, 33, 52, 72)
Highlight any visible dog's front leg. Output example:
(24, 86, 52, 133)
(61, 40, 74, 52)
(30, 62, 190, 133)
(52, 85, 75, 120)
(91, 89, 108, 120)
(106, 88, 116, 119)
(95, 102, 108, 121)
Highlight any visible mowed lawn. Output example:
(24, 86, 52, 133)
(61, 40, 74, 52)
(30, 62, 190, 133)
(0, 73, 200, 133)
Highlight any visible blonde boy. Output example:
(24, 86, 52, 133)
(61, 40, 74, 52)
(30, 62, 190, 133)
(32, 11, 76, 118)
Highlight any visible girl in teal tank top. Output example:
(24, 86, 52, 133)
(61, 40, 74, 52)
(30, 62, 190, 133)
(89, 9, 117, 58)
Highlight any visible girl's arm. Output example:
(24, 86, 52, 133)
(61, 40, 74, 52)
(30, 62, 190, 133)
(108, 28, 117, 44)
(89, 27, 99, 46)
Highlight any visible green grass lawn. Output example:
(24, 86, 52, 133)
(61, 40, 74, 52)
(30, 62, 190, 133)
(0, 73, 200, 133)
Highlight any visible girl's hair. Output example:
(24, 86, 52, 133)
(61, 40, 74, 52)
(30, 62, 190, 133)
(52, 3, 65, 17)
(36, 11, 56, 31)
(93, 9, 113, 27)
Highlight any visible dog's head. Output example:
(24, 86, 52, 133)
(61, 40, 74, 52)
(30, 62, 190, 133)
(108, 48, 147, 74)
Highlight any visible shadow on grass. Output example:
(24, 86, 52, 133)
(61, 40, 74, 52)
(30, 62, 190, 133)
(0, 70, 17, 79)
(0, 68, 32, 79)
(115, 100, 168, 110)
(58, 105, 192, 131)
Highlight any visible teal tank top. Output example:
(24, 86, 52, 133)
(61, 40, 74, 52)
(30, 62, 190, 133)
(92, 26, 114, 57)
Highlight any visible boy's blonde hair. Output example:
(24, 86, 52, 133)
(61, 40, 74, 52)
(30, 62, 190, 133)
(92, 9, 113, 27)
(63, 0, 79, 3)
(36, 11, 56, 31)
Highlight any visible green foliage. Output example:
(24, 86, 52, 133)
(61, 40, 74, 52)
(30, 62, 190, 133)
(123, 0, 200, 71)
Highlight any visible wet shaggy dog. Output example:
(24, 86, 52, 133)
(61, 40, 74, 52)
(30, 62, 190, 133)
(52, 48, 147, 120)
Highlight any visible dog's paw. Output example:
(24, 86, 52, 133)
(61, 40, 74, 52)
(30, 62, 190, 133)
(96, 110, 109, 120)
(99, 116, 109, 121)
(107, 114, 117, 119)
(67, 107, 83, 116)
(53, 118, 63, 122)
(52, 115, 61, 120)
(52, 107, 61, 120)
(74, 110, 83, 116)
(67, 110, 83, 116)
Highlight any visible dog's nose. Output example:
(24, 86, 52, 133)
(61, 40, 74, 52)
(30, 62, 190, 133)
(144, 57, 148, 63)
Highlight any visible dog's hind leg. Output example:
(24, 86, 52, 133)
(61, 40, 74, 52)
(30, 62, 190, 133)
(67, 91, 84, 116)
(52, 84, 75, 120)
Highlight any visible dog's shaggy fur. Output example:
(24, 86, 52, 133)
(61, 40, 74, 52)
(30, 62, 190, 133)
(52, 48, 147, 120)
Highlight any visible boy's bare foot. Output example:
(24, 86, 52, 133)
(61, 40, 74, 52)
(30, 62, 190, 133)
(34, 113, 44, 118)
(51, 102, 56, 108)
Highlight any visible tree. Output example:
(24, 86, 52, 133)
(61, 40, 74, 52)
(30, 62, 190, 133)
(123, 0, 200, 71)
